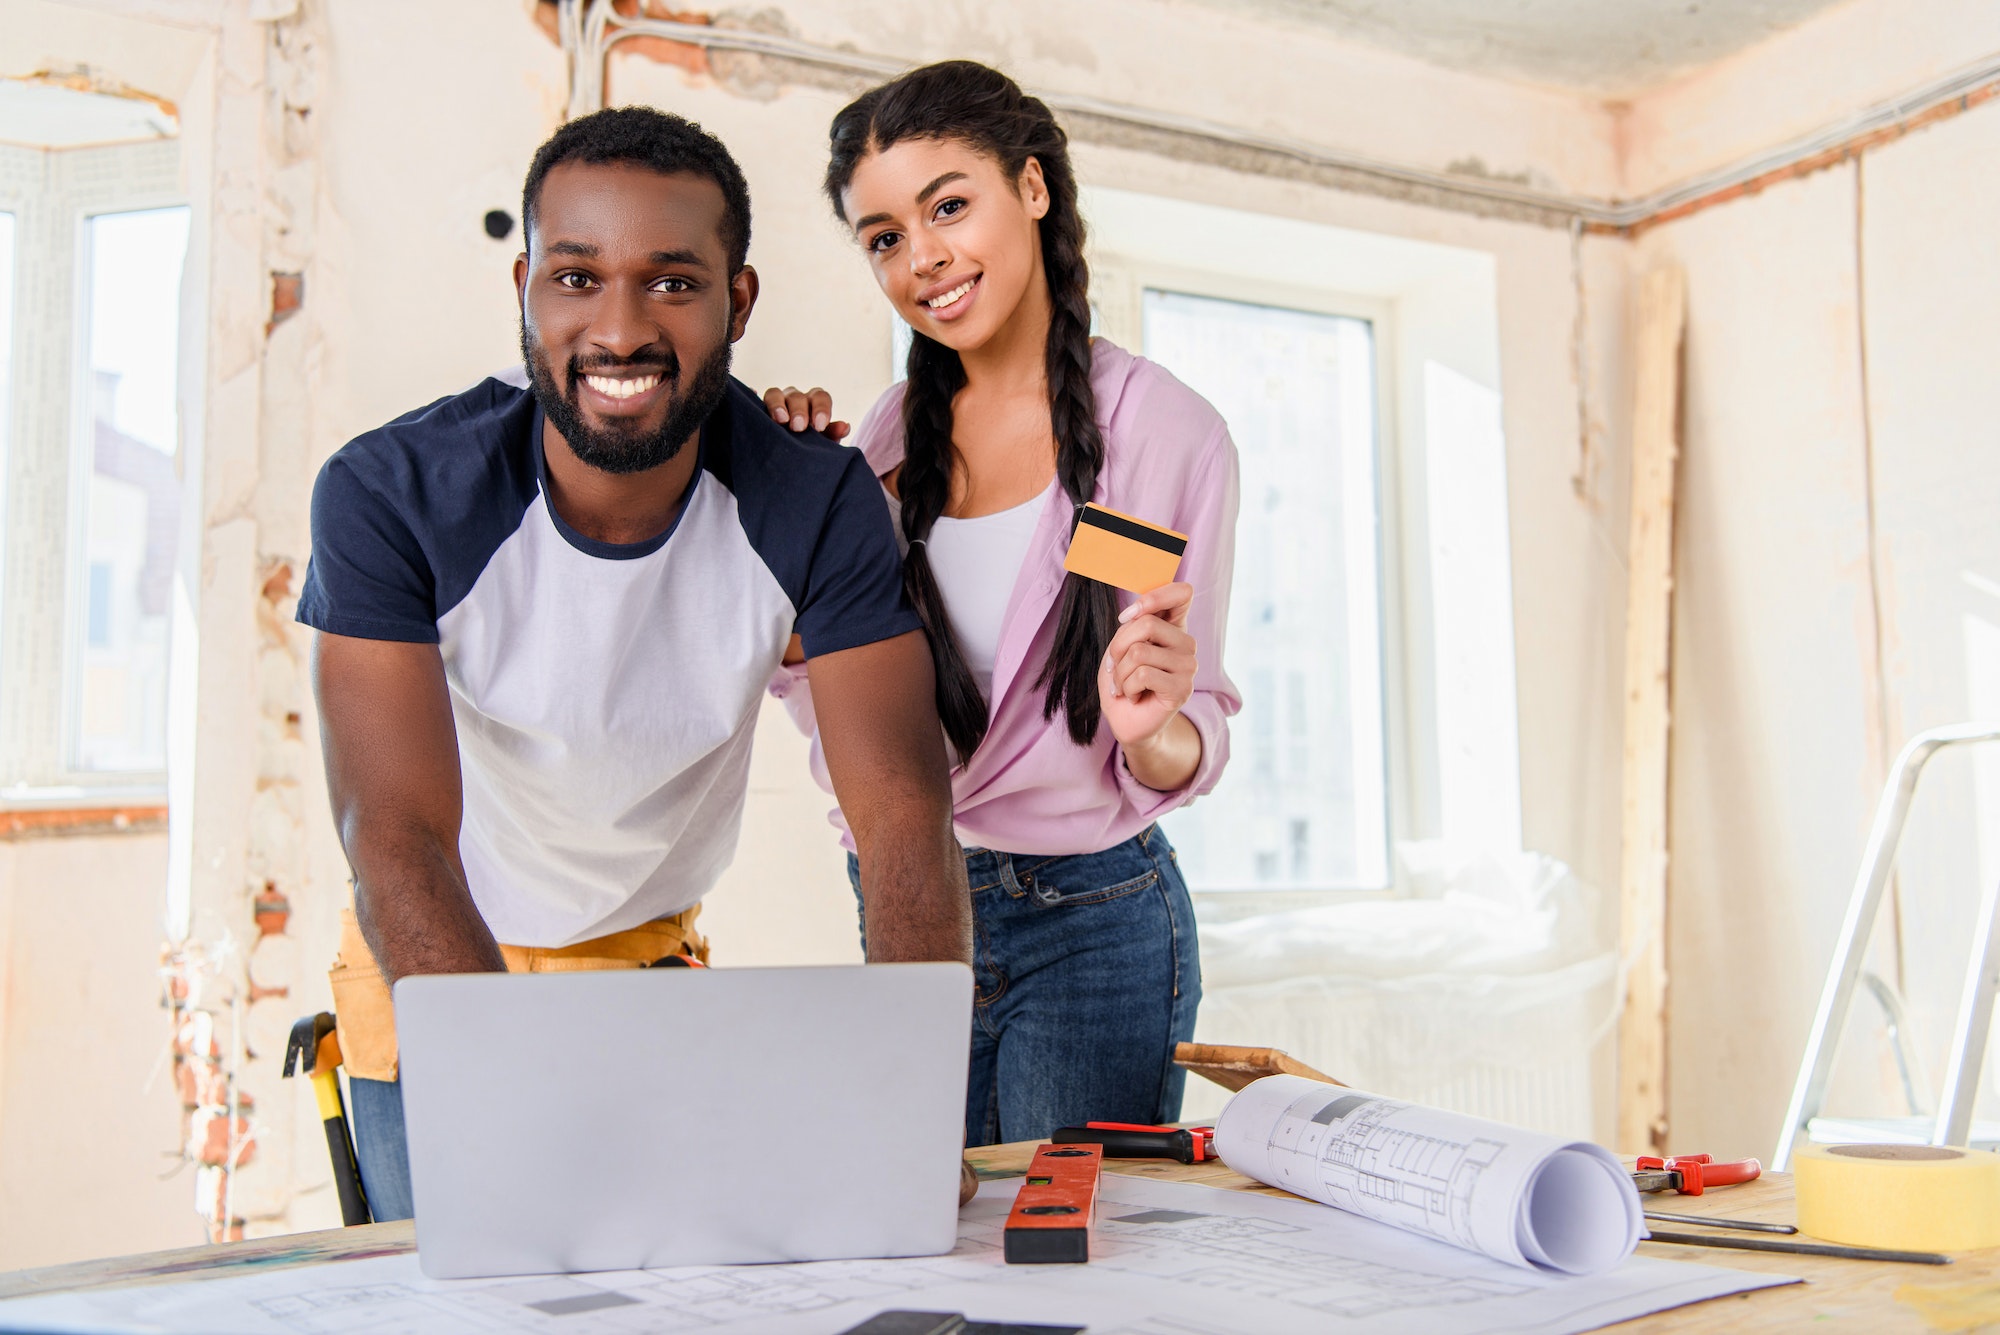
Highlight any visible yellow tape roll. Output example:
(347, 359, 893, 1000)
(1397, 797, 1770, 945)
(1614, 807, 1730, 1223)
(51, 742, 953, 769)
(1795, 1143, 2000, 1252)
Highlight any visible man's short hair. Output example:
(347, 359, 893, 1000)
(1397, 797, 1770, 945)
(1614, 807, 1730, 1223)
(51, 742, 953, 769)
(521, 106, 753, 272)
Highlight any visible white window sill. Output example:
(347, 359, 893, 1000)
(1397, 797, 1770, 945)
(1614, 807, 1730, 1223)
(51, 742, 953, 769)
(0, 782, 169, 812)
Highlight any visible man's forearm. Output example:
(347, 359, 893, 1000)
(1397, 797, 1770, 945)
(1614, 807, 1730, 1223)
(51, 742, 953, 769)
(348, 823, 506, 983)
(852, 799, 973, 965)
(805, 631, 971, 964)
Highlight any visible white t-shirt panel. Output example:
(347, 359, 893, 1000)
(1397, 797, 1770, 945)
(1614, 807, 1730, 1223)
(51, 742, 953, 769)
(438, 484, 795, 945)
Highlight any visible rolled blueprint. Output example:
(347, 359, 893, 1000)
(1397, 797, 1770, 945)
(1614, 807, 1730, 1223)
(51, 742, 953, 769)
(1214, 1074, 1642, 1275)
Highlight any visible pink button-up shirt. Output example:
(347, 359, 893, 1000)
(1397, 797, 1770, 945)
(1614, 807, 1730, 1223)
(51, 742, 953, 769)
(771, 339, 1242, 856)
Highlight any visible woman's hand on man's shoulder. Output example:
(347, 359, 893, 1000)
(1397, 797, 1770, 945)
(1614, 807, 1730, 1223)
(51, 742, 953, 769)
(762, 385, 849, 441)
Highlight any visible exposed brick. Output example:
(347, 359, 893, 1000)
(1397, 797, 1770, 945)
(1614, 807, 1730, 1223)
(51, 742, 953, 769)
(266, 271, 303, 335)
(194, 1167, 247, 1241)
(188, 1108, 257, 1169)
(191, 1059, 230, 1109)
(253, 882, 291, 936)
(533, 0, 713, 76)
(175, 1012, 219, 1060)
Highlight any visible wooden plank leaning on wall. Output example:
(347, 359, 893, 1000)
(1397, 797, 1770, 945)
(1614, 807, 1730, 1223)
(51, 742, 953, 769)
(1618, 266, 1687, 1156)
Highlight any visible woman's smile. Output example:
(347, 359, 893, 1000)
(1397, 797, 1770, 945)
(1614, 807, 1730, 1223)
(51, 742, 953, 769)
(918, 273, 983, 321)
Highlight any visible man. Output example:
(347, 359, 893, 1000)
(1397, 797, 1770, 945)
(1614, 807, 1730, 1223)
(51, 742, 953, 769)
(297, 107, 973, 1221)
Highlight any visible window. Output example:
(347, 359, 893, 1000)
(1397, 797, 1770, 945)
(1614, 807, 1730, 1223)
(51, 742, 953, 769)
(1144, 291, 1390, 891)
(0, 137, 184, 802)
(71, 206, 189, 773)
(1083, 185, 1523, 895)
(1421, 362, 1521, 854)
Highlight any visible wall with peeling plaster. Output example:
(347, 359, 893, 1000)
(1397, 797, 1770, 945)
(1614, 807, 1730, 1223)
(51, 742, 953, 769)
(0, 0, 1993, 1268)
(1623, 4, 2000, 1159)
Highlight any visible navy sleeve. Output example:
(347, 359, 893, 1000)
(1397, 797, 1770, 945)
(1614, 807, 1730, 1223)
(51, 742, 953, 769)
(794, 449, 922, 658)
(295, 452, 440, 643)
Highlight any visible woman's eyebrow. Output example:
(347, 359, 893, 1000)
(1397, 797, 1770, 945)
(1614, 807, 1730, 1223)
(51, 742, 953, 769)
(851, 170, 972, 233)
(915, 170, 968, 204)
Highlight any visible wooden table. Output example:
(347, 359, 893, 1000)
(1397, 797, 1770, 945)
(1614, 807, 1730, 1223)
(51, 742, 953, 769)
(3, 1148, 1995, 1332)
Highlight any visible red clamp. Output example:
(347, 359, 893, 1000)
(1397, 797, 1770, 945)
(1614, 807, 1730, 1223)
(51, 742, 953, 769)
(1632, 1153, 1761, 1196)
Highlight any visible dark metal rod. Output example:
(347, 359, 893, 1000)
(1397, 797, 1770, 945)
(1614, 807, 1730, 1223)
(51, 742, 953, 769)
(1644, 1229, 1950, 1264)
(1644, 1210, 1798, 1235)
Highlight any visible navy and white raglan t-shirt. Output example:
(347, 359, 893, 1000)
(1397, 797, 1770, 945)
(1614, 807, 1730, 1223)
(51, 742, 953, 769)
(296, 376, 919, 948)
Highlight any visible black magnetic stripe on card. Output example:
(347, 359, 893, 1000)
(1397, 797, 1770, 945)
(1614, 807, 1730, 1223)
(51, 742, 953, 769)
(1078, 507, 1187, 556)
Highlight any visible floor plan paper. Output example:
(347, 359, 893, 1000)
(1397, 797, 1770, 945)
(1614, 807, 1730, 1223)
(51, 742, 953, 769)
(1215, 1073, 1643, 1273)
(0, 1175, 1790, 1335)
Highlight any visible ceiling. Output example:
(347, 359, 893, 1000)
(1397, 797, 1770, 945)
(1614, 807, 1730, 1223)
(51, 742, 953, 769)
(1175, 0, 1856, 96)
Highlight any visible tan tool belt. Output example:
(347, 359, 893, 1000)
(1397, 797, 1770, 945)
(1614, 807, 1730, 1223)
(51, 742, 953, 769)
(328, 904, 709, 1083)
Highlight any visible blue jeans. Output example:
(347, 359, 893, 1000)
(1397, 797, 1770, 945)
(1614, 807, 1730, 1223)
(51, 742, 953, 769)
(849, 823, 1202, 1148)
(347, 1074, 415, 1222)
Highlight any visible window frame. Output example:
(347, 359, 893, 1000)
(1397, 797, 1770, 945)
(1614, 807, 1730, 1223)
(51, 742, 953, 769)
(1090, 255, 1419, 897)
(0, 138, 184, 807)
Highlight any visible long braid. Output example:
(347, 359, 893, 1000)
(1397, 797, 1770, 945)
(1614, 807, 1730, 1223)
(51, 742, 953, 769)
(897, 334, 987, 757)
(1030, 142, 1119, 744)
(826, 60, 1119, 755)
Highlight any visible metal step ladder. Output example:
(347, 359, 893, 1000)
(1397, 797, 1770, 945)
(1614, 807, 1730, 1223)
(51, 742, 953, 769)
(1774, 721, 2000, 1170)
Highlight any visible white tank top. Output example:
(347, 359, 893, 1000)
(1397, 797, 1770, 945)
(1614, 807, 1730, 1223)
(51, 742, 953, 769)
(887, 485, 1050, 697)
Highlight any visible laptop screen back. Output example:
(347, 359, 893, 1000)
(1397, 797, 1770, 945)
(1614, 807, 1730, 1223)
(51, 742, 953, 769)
(394, 962, 972, 1279)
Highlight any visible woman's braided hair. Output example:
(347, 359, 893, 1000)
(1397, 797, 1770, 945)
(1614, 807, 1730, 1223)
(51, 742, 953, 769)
(825, 60, 1117, 759)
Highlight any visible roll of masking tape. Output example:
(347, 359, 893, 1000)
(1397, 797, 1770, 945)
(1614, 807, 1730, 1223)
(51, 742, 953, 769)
(1794, 1143, 2000, 1252)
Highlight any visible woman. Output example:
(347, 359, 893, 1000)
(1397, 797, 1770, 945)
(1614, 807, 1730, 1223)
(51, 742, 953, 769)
(769, 60, 1240, 1147)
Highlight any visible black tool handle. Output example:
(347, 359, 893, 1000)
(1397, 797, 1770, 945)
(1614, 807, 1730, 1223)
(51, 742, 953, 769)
(1051, 1127, 1195, 1163)
(324, 1113, 371, 1227)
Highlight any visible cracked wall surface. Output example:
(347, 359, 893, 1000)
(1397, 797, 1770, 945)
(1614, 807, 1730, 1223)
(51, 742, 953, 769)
(159, 0, 337, 1246)
(0, 0, 1992, 1267)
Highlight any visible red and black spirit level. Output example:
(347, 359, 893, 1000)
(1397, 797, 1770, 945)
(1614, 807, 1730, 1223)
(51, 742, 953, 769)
(1003, 1143, 1103, 1264)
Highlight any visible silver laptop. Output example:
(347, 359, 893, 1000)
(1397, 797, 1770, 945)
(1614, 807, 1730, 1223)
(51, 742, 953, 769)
(394, 962, 972, 1279)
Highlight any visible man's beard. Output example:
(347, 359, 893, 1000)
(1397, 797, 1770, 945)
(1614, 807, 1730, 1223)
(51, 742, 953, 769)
(521, 325, 734, 476)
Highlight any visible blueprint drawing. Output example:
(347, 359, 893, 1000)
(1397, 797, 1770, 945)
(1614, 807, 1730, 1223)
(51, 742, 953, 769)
(0, 1175, 1788, 1335)
(1213, 1074, 1644, 1273)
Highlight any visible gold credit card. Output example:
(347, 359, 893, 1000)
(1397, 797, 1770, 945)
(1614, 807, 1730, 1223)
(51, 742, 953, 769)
(1062, 503, 1187, 593)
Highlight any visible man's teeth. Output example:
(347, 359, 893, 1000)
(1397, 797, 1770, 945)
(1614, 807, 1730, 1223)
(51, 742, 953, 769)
(926, 278, 976, 310)
(585, 373, 661, 399)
